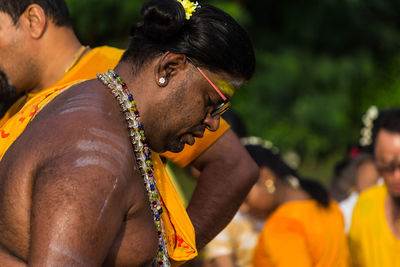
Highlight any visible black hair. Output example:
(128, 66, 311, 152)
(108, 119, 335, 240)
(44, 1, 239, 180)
(221, 109, 247, 138)
(0, 0, 72, 27)
(371, 108, 400, 152)
(121, 0, 256, 80)
(245, 144, 330, 207)
(0, 70, 19, 118)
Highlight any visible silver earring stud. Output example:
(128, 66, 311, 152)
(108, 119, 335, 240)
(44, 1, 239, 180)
(159, 77, 166, 84)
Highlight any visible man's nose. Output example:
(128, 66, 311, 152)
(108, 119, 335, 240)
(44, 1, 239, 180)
(203, 113, 220, 132)
(394, 167, 400, 180)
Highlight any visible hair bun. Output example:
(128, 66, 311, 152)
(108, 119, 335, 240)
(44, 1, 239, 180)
(141, 0, 186, 41)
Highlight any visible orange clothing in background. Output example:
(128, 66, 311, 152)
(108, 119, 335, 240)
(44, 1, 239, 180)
(0, 82, 197, 263)
(253, 200, 350, 267)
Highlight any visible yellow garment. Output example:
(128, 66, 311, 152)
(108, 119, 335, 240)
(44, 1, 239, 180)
(348, 184, 400, 267)
(253, 200, 350, 267)
(161, 118, 230, 167)
(0, 82, 197, 263)
(0, 82, 79, 159)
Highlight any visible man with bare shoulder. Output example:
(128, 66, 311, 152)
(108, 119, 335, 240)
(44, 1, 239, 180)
(0, 0, 256, 265)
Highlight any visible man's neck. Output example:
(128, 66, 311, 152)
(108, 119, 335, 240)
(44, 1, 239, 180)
(30, 26, 84, 94)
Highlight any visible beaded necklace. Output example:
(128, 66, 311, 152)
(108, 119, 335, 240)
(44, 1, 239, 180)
(97, 70, 170, 267)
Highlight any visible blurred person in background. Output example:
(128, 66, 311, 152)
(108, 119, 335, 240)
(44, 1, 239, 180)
(248, 144, 350, 267)
(330, 149, 381, 233)
(331, 105, 382, 233)
(0, 0, 259, 257)
(348, 108, 400, 267)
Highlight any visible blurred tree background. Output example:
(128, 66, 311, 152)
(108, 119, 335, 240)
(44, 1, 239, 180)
(66, 0, 400, 184)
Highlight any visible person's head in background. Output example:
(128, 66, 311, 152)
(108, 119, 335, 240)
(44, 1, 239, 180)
(242, 142, 330, 220)
(371, 108, 400, 201)
(0, 0, 73, 116)
(331, 149, 380, 202)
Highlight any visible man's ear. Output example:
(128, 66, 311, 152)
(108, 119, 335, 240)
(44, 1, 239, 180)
(19, 4, 47, 39)
(155, 52, 187, 87)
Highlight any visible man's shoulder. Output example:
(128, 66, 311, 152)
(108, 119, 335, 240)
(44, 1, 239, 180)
(357, 184, 386, 207)
(22, 80, 132, 163)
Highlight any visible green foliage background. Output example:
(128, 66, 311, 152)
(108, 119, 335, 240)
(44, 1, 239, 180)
(66, 0, 400, 183)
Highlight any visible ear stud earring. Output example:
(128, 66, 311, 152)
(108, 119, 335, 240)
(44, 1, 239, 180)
(265, 179, 276, 194)
(159, 77, 166, 84)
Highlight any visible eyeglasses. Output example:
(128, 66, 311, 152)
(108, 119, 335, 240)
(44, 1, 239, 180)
(376, 162, 400, 176)
(186, 57, 231, 117)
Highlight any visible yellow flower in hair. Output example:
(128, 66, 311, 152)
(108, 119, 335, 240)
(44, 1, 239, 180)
(177, 0, 199, 20)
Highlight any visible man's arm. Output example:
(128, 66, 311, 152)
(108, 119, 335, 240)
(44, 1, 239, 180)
(28, 147, 131, 266)
(187, 129, 259, 249)
(25, 84, 142, 265)
(0, 245, 26, 267)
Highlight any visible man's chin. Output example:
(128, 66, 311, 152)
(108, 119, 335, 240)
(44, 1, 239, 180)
(389, 190, 400, 202)
(164, 140, 186, 153)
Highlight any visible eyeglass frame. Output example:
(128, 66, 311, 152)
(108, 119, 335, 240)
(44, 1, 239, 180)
(376, 161, 400, 176)
(186, 57, 231, 117)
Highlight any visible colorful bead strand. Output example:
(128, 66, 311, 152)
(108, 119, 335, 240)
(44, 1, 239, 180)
(97, 70, 170, 267)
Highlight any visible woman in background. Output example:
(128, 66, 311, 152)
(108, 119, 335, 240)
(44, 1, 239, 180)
(247, 144, 350, 267)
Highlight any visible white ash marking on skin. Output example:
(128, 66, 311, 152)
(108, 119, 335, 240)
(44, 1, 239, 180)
(59, 106, 101, 115)
(76, 139, 124, 160)
(48, 242, 92, 266)
(96, 178, 119, 226)
(74, 156, 119, 178)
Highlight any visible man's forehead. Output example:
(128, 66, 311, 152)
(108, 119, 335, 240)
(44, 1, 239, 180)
(375, 130, 400, 159)
(214, 77, 244, 98)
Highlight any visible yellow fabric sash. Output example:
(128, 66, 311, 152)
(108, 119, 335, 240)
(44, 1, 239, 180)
(0, 82, 197, 264)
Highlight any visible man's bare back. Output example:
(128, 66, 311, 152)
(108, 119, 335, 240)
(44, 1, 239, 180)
(0, 80, 158, 266)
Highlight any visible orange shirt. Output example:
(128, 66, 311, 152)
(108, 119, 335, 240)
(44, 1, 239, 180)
(253, 200, 350, 267)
